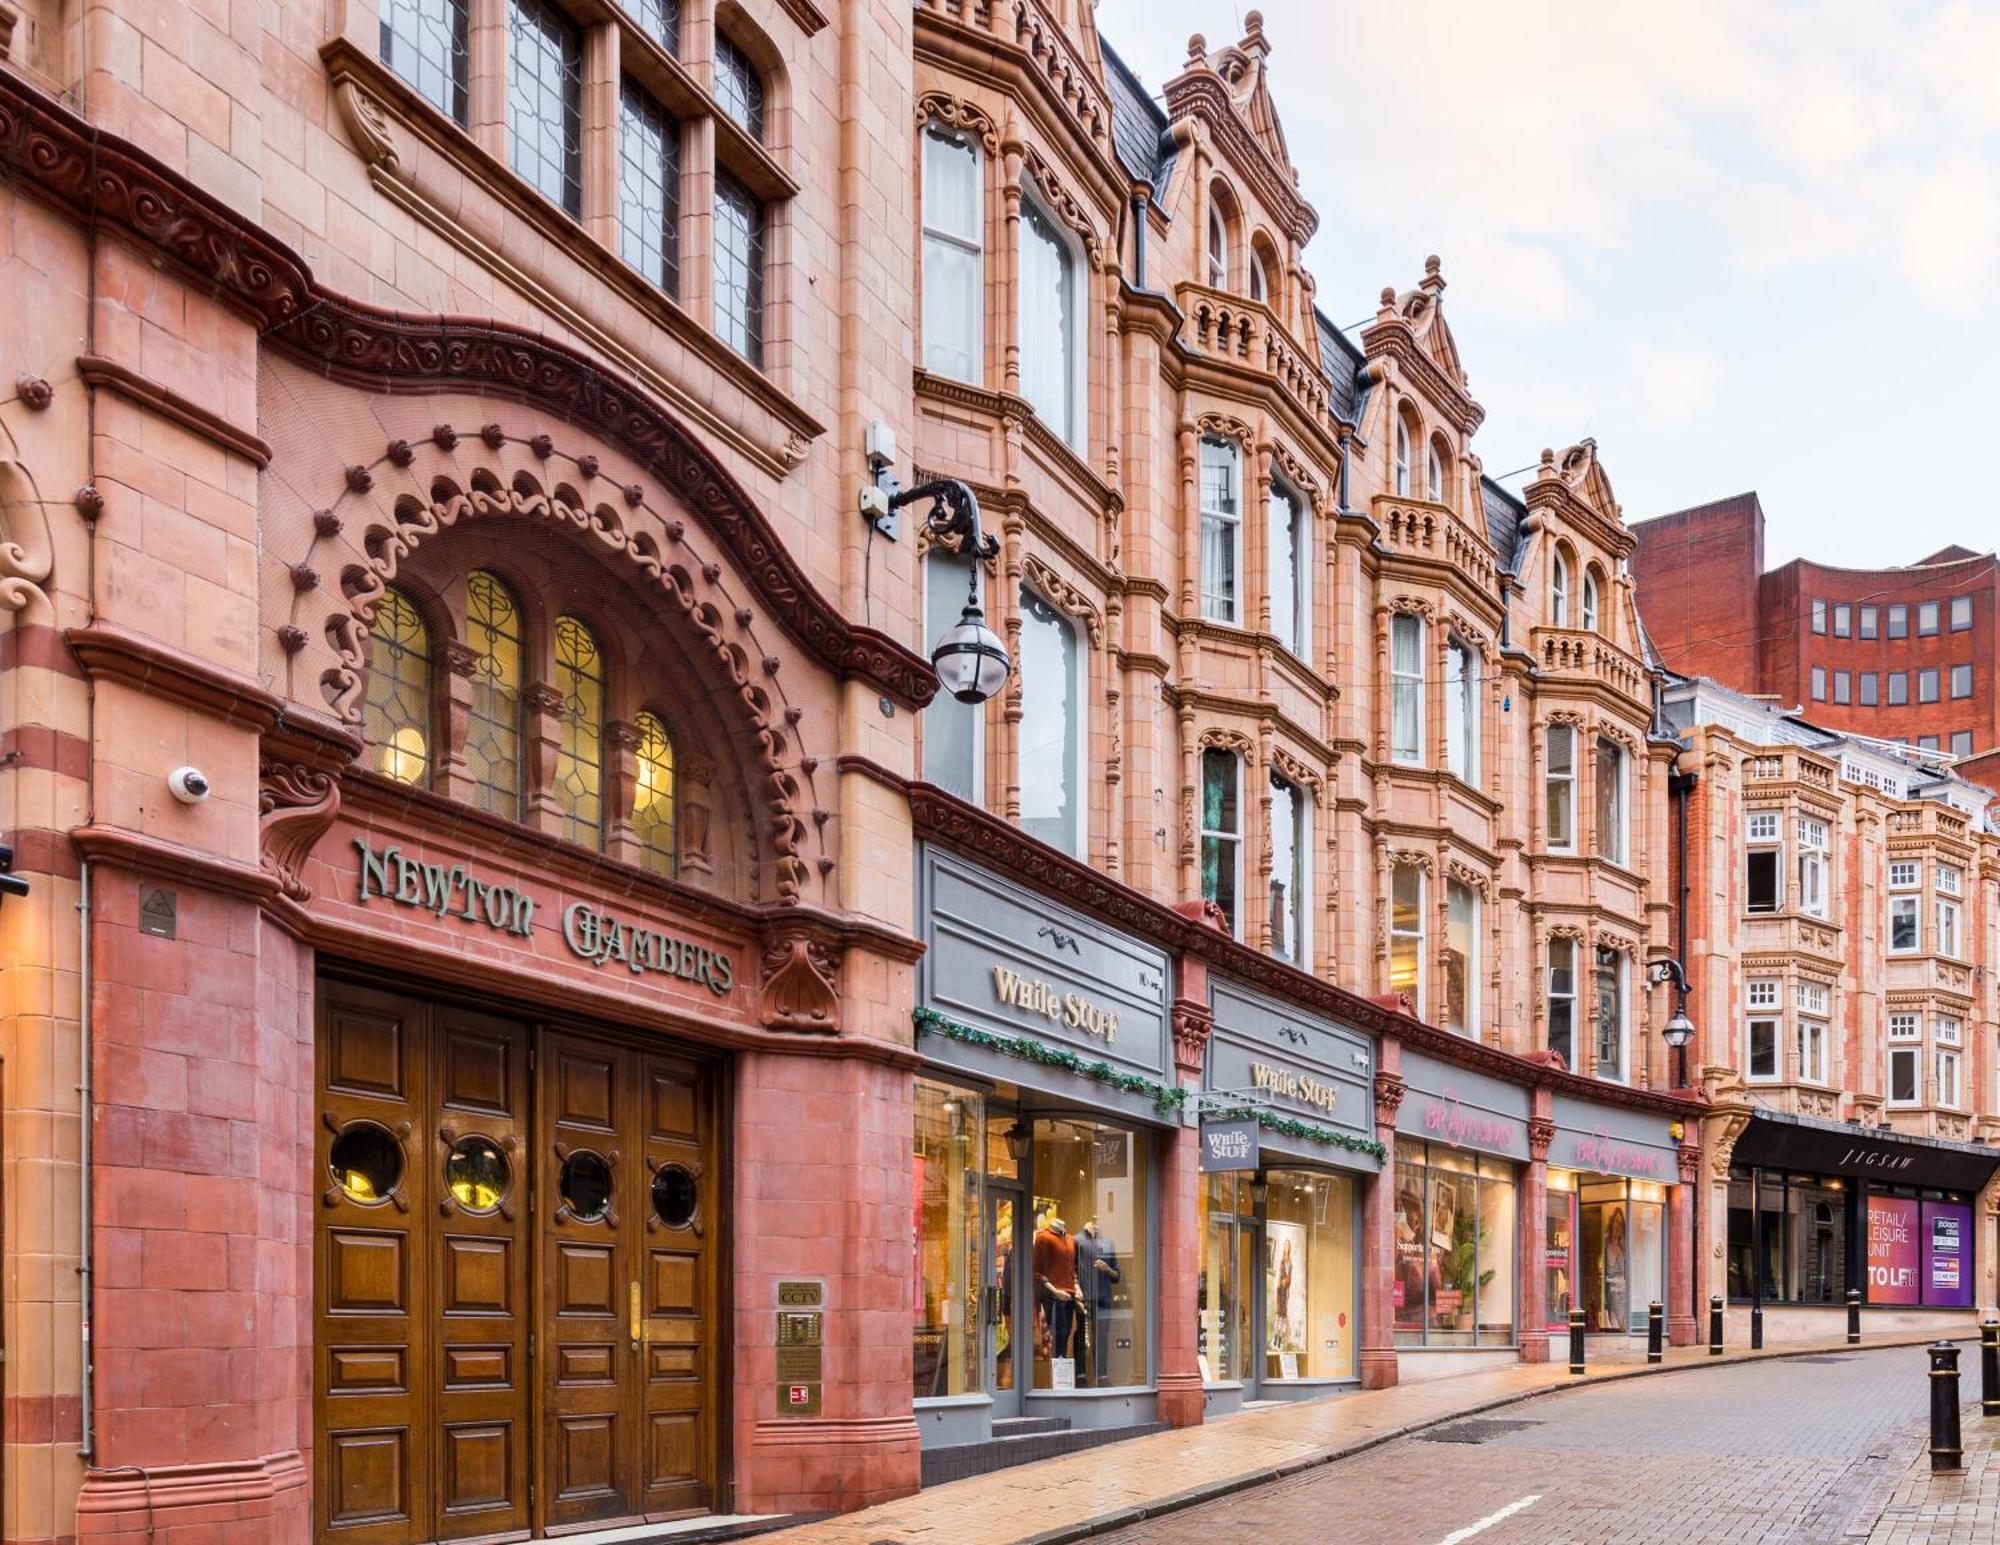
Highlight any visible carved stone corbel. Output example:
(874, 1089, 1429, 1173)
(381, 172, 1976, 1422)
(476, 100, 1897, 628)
(759, 932, 840, 1034)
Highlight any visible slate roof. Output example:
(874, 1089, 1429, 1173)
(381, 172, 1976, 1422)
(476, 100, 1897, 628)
(1102, 40, 1177, 207)
(1315, 308, 1365, 427)
(1481, 475, 1529, 573)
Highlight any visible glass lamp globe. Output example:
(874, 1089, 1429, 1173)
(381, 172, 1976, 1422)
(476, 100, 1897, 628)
(1662, 1006, 1695, 1049)
(931, 604, 1011, 704)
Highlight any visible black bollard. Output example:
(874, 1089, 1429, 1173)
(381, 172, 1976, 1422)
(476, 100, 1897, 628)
(1647, 1300, 1663, 1364)
(1751, 1303, 1764, 1351)
(1846, 1288, 1861, 1346)
(1930, 1342, 1963, 1471)
(1709, 1294, 1724, 1356)
(1983, 1320, 1999, 1418)
(1569, 1308, 1586, 1375)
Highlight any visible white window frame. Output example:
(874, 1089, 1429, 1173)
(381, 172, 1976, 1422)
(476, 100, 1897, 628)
(1391, 613, 1424, 765)
(1937, 896, 1961, 959)
(1951, 595, 1973, 630)
(920, 120, 983, 383)
(1017, 582, 1086, 858)
(1017, 185, 1083, 447)
(1198, 436, 1242, 625)
(1796, 1019, 1827, 1084)
(1887, 1044, 1920, 1106)
(1446, 636, 1479, 784)
(1548, 936, 1577, 1069)
(1593, 736, 1626, 865)
(1199, 748, 1243, 938)
(1206, 204, 1228, 289)
(1545, 722, 1576, 852)
(1581, 568, 1600, 631)
(1888, 1012, 1921, 1040)
(1796, 817, 1829, 920)
(1795, 980, 1829, 1015)
(1593, 944, 1626, 1083)
(1746, 978, 1780, 1009)
(1268, 773, 1309, 969)
(1269, 480, 1310, 658)
(1887, 894, 1920, 954)
(1745, 1015, 1781, 1082)
(1745, 809, 1782, 913)
(1889, 859, 1920, 889)
(1389, 862, 1425, 1016)
(1552, 551, 1570, 627)
(1425, 440, 1445, 503)
(1937, 1047, 1961, 1109)
(1937, 862, 1963, 897)
(1393, 415, 1412, 497)
(1445, 879, 1479, 1037)
(1936, 1014, 1963, 1046)
(921, 549, 985, 800)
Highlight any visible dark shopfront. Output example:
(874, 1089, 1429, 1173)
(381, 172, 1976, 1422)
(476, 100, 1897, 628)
(1198, 980, 1379, 1413)
(911, 844, 1176, 1452)
(1727, 1112, 1999, 1314)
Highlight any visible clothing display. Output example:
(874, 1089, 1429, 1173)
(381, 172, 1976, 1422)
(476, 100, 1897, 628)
(1075, 1221, 1121, 1383)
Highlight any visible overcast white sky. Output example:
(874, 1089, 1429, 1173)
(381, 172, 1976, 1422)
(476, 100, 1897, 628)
(1096, 0, 2000, 568)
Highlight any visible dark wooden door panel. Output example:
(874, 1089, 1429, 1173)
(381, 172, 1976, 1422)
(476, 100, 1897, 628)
(639, 1053, 714, 1516)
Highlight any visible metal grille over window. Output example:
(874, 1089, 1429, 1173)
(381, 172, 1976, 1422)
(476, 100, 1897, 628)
(632, 709, 677, 876)
(508, 0, 583, 217)
(381, 0, 469, 124)
(465, 570, 524, 817)
(713, 172, 766, 366)
(712, 34, 765, 139)
(553, 615, 605, 848)
(622, 0, 679, 53)
(619, 83, 682, 297)
(364, 587, 432, 785)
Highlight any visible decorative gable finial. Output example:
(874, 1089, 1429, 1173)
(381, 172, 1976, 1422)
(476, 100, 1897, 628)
(1422, 254, 1445, 294)
(1186, 33, 1207, 65)
(1241, 10, 1269, 58)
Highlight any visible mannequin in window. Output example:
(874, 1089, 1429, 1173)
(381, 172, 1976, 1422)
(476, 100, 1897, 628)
(1033, 1213, 1082, 1375)
(1075, 1216, 1121, 1384)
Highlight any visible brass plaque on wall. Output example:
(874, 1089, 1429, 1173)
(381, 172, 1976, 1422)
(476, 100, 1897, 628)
(777, 1280, 824, 1307)
(776, 1343, 824, 1382)
(777, 1311, 823, 1346)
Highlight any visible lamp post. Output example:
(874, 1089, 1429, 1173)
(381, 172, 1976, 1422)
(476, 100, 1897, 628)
(1650, 957, 1695, 1091)
(888, 478, 1011, 705)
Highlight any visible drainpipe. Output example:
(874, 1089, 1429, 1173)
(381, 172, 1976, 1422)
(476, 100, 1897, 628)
(1129, 188, 1150, 290)
(1669, 764, 1697, 1331)
(76, 859, 93, 1461)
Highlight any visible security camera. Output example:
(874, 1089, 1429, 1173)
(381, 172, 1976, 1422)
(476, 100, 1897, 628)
(167, 766, 211, 804)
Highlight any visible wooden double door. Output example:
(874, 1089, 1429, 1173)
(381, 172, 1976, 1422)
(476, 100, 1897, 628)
(316, 980, 718, 1543)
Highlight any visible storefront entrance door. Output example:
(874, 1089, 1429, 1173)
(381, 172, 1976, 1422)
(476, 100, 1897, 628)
(987, 1183, 1025, 1419)
(314, 980, 717, 1544)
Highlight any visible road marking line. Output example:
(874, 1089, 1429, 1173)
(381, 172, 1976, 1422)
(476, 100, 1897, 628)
(1433, 1493, 1543, 1545)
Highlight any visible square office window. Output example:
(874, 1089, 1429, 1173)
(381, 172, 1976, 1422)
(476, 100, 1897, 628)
(1919, 734, 1940, 751)
(1833, 603, 1851, 637)
(1918, 601, 1940, 635)
(1889, 860, 1919, 889)
(1919, 668, 1940, 703)
(1951, 663, 1973, 698)
(1888, 1045, 1919, 1105)
(1811, 599, 1827, 634)
(1888, 672, 1909, 705)
(1860, 672, 1879, 706)
(1811, 666, 1827, 701)
(1888, 894, 1919, 951)
(1952, 730, 1974, 757)
(1888, 604, 1908, 639)
(1951, 595, 1973, 630)
(1746, 978, 1780, 1009)
(1888, 1012, 1920, 1040)
(1860, 605, 1879, 639)
(1833, 670, 1851, 705)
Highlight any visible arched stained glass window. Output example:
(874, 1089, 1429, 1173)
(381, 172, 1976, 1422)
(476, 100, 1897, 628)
(553, 615, 604, 847)
(465, 570, 524, 816)
(633, 709, 677, 876)
(364, 587, 432, 785)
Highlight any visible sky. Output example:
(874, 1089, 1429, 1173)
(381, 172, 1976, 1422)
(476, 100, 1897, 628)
(1094, 0, 2000, 569)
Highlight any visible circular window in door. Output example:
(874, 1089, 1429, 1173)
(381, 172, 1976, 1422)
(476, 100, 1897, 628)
(560, 1148, 614, 1222)
(329, 1120, 403, 1204)
(652, 1162, 698, 1229)
(445, 1134, 510, 1213)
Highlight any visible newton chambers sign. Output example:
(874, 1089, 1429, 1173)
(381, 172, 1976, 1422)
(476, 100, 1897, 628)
(353, 838, 735, 994)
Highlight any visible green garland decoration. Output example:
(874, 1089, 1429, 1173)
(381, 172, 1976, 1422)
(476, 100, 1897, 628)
(1198, 1100, 1388, 1162)
(913, 1006, 1188, 1115)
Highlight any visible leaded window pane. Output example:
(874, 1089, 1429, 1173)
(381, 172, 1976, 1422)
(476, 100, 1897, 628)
(465, 571, 524, 817)
(713, 34, 765, 139)
(632, 710, 677, 876)
(509, 0, 583, 217)
(622, 0, 679, 53)
(714, 172, 765, 366)
(364, 587, 432, 785)
(382, 0, 468, 124)
(619, 82, 681, 296)
(553, 616, 604, 848)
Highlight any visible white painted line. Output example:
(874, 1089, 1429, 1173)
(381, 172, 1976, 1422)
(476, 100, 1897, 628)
(1432, 1493, 1543, 1545)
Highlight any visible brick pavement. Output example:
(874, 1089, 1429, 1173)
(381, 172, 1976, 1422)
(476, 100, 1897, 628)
(764, 1328, 1975, 1545)
(1860, 1358, 2000, 1544)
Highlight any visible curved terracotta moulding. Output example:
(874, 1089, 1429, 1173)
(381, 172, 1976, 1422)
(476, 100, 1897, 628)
(0, 70, 937, 711)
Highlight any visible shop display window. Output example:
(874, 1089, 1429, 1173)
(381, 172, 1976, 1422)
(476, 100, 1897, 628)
(1394, 1140, 1518, 1348)
(1726, 1168, 1851, 1304)
(1264, 1170, 1357, 1379)
(1031, 1119, 1150, 1389)
(1545, 1175, 1575, 1330)
(913, 1081, 985, 1399)
(1576, 1176, 1668, 1330)
(1198, 1174, 1253, 1383)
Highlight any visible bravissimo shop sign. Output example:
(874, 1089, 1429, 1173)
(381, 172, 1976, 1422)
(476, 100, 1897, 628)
(353, 838, 735, 994)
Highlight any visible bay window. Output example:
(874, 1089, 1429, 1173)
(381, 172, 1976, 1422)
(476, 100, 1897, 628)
(1199, 438, 1241, 624)
(1268, 774, 1307, 965)
(1393, 415, 1412, 496)
(1593, 945, 1625, 1081)
(1796, 817, 1828, 919)
(1581, 568, 1600, 631)
(1551, 550, 1570, 627)
(1446, 637, 1478, 783)
(1389, 862, 1424, 1013)
(1744, 812, 1780, 913)
(1795, 982, 1827, 1084)
(1019, 195, 1079, 444)
(1745, 978, 1779, 1081)
(1425, 440, 1445, 503)
(1391, 613, 1424, 764)
(1545, 723, 1575, 850)
(1270, 483, 1308, 656)
(1548, 937, 1576, 1068)
(1593, 736, 1625, 864)
(1938, 1048, 1962, 1108)
(1445, 879, 1478, 1036)
(1888, 894, 1919, 953)
(1200, 749, 1242, 936)
(1019, 586, 1082, 856)
(921, 123, 983, 382)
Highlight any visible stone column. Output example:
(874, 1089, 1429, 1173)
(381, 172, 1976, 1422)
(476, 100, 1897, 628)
(1155, 975, 1213, 1429)
(1669, 1139, 1702, 1344)
(1359, 1044, 1405, 1389)
(1520, 1098, 1555, 1364)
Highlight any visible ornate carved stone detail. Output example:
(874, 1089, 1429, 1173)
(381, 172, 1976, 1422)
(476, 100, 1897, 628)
(1528, 1115, 1555, 1161)
(0, 459, 54, 615)
(1595, 930, 1637, 957)
(1019, 146, 1105, 268)
(1387, 847, 1433, 872)
(1546, 709, 1587, 727)
(1269, 745, 1323, 793)
(1197, 726, 1256, 757)
(330, 69, 406, 179)
(442, 639, 481, 678)
(522, 681, 566, 718)
(1020, 554, 1103, 645)
(16, 372, 51, 410)
(1445, 860, 1494, 899)
(1383, 595, 1435, 619)
(915, 92, 1000, 153)
(1373, 1070, 1407, 1129)
(1195, 411, 1257, 446)
(1677, 1142, 1702, 1183)
(259, 757, 341, 902)
(1172, 1000, 1214, 1074)
(1546, 923, 1586, 942)
(1270, 442, 1321, 498)
(759, 933, 840, 1034)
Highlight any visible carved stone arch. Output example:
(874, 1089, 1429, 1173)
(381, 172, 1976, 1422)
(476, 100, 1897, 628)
(1546, 708, 1587, 728)
(916, 91, 1001, 154)
(1195, 411, 1256, 447)
(1268, 441, 1322, 500)
(1445, 610, 1493, 657)
(1387, 847, 1434, 873)
(1547, 923, 1586, 942)
(1268, 744, 1324, 795)
(1197, 726, 1256, 757)
(303, 447, 818, 904)
(1596, 930, 1638, 958)
(0, 455, 55, 621)
(1020, 146, 1106, 269)
(1595, 718, 1641, 752)
(1020, 553, 1102, 646)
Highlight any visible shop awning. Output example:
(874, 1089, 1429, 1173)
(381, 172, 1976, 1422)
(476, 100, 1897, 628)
(1732, 1110, 2000, 1194)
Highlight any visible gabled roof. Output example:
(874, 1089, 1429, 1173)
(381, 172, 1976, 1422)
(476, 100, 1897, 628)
(1101, 38, 1177, 208)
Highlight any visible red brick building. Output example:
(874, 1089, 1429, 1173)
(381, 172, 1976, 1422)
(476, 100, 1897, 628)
(1631, 494, 2000, 760)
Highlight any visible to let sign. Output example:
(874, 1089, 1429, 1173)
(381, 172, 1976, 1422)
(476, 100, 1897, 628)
(1199, 1117, 1260, 1172)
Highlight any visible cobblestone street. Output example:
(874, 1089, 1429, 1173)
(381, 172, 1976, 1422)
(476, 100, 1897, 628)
(1096, 1348, 1958, 1545)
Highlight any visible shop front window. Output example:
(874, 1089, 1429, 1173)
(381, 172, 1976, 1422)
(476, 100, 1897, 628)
(1032, 1119, 1149, 1389)
(1726, 1168, 1852, 1304)
(1394, 1140, 1517, 1348)
(913, 1081, 985, 1399)
(1198, 1174, 1253, 1383)
(1264, 1169, 1357, 1380)
(1577, 1176, 1668, 1330)
(1545, 1175, 1575, 1330)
